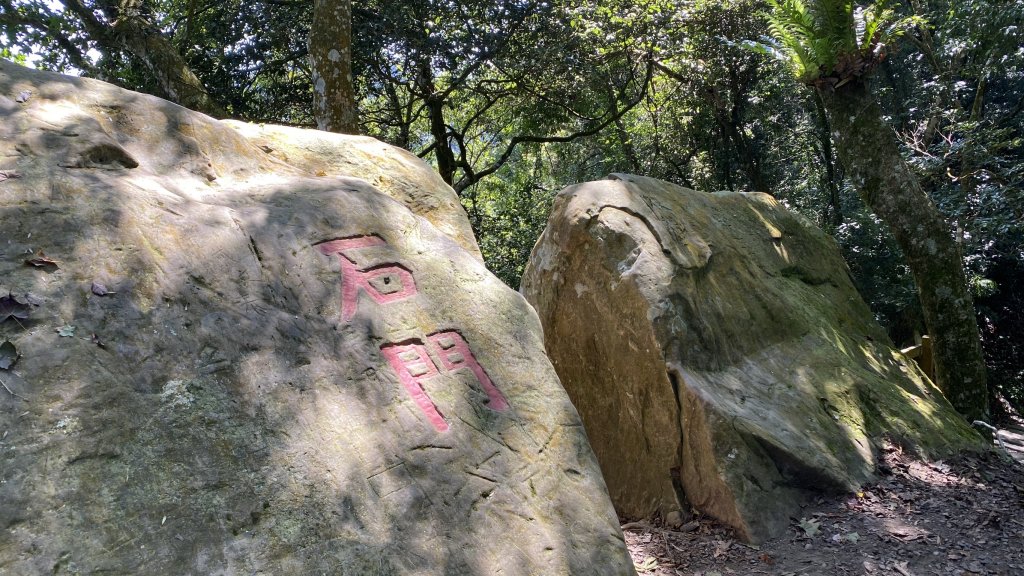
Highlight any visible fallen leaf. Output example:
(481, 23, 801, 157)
(15, 90, 30, 103)
(0, 293, 32, 322)
(0, 170, 21, 181)
(893, 560, 915, 576)
(57, 325, 76, 337)
(797, 517, 821, 538)
(680, 520, 700, 532)
(91, 282, 115, 296)
(886, 524, 929, 541)
(759, 553, 774, 564)
(90, 333, 106, 349)
(713, 540, 731, 558)
(25, 253, 59, 270)
(635, 557, 658, 572)
(845, 532, 860, 543)
(0, 341, 18, 369)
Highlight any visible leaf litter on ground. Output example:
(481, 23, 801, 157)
(622, 439, 1024, 575)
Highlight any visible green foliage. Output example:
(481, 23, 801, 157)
(755, 0, 920, 84)
(465, 155, 558, 287)
(880, 0, 1024, 412)
(0, 47, 28, 65)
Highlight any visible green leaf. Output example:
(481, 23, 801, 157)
(57, 325, 76, 337)
(797, 517, 821, 537)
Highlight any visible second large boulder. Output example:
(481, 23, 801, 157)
(521, 174, 983, 542)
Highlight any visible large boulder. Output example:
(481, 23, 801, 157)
(0, 61, 634, 575)
(222, 120, 482, 260)
(521, 174, 984, 542)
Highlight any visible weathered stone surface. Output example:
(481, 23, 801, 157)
(521, 174, 984, 543)
(223, 120, 482, 260)
(0, 61, 634, 575)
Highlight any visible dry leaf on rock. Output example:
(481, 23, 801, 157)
(0, 341, 18, 370)
(90, 282, 116, 296)
(0, 293, 32, 322)
(25, 253, 59, 270)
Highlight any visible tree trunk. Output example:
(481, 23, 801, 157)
(63, 0, 224, 117)
(607, 84, 641, 172)
(819, 79, 989, 421)
(309, 0, 359, 134)
(112, 15, 224, 116)
(414, 60, 455, 186)
(813, 91, 843, 230)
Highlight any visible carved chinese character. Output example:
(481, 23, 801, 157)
(317, 235, 417, 321)
(427, 330, 509, 412)
(381, 331, 509, 432)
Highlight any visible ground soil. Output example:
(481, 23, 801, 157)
(624, 430, 1024, 576)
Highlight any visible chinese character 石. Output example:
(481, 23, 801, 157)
(317, 235, 417, 321)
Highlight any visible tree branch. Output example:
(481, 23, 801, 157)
(453, 56, 654, 193)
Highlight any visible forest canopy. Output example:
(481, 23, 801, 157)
(2, 0, 1022, 414)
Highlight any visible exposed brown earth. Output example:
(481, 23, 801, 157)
(624, 433, 1024, 576)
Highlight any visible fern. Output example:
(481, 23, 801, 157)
(752, 0, 924, 84)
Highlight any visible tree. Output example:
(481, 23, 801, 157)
(61, 0, 224, 116)
(309, 0, 358, 133)
(354, 0, 652, 193)
(757, 0, 989, 420)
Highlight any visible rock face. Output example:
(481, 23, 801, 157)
(0, 61, 634, 575)
(521, 174, 983, 543)
(222, 120, 482, 260)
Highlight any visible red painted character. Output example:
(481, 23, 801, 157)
(317, 235, 417, 321)
(381, 331, 509, 432)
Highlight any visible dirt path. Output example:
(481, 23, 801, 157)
(624, 444, 1024, 576)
